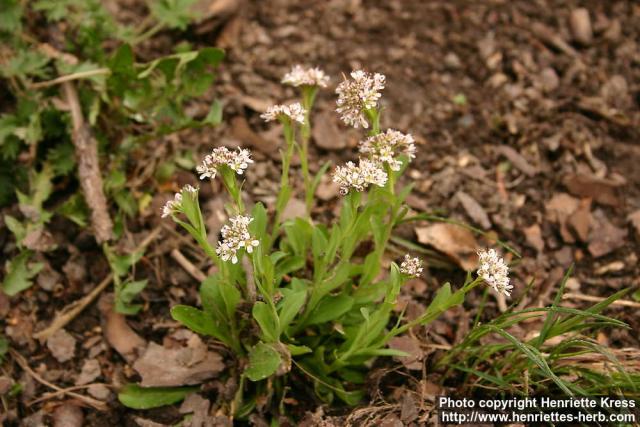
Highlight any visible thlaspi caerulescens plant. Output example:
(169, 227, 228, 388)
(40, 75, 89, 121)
(159, 67, 512, 417)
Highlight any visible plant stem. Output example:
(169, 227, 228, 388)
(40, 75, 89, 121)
(271, 122, 296, 247)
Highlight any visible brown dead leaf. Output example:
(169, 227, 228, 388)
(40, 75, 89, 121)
(415, 223, 478, 270)
(496, 145, 538, 177)
(230, 116, 279, 157)
(545, 193, 580, 243)
(588, 210, 627, 258)
(312, 111, 348, 150)
(523, 223, 544, 252)
(133, 335, 223, 387)
(98, 294, 146, 363)
(75, 359, 101, 386)
(388, 336, 423, 371)
(180, 393, 211, 427)
(281, 198, 306, 221)
(52, 403, 83, 427)
(627, 210, 640, 239)
(46, 329, 76, 363)
(563, 174, 622, 207)
(87, 384, 111, 401)
(456, 191, 491, 229)
(567, 198, 592, 242)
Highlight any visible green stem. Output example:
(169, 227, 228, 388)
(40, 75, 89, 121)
(271, 122, 296, 247)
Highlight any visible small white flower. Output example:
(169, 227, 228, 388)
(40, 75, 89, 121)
(400, 255, 423, 277)
(183, 184, 199, 194)
(332, 158, 388, 195)
(161, 192, 183, 218)
(196, 147, 254, 180)
(477, 249, 512, 297)
(260, 103, 306, 124)
(335, 70, 386, 128)
(359, 129, 416, 171)
(282, 65, 330, 88)
(216, 215, 260, 264)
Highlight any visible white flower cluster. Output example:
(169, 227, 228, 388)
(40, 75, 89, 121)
(400, 254, 423, 277)
(216, 215, 260, 264)
(282, 65, 330, 88)
(196, 147, 254, 180)
(477, 249, 512, 297)
(260, 103, 306, 124)
(332, 158, 388, 195)
(335, 70, 386, 128)
(161, 185, 198, 218)
(359, 129, 416, 171)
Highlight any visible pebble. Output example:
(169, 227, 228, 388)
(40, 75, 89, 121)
(570, 8, 593, 45)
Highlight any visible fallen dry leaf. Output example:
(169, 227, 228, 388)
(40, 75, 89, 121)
(75, 359, 101, 386)
(133, 335, 223, 387)
(388, 336, 423, 370)
(87, 384, 111, 401)
(52, 403, 83, 427)
(231, 116, 279, 157)
(46, 329, 76, 363)
(415, 223, 478, 270)
(588, 210, 627, 258)
(562, 174, 622, 207)
(281, 198, 306, 221)
(312, 111, 347, 150)
(180, 393, 212, 427)
(523, 223, 545, 252)
(628, 210, 640, 239)
(496, 145, 538, 177)
(545, 192, 580, 243)
(98, 294, 147, 363)
(567, 198, 592, 242)
(456, 190, 491, 229)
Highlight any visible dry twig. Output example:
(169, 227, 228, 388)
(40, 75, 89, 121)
(10, 350, 108, 411)
(62, 81, 114, 243)
(171, 248, 207, 282)
(33, 227, 163, 341)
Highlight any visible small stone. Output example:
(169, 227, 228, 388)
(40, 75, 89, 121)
(444, 52, 461, 69)
(76, 359, 101, 385)
(539, 68, 559, 92)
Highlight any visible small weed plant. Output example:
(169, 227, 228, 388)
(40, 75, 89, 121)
(146, 68, 516, 417)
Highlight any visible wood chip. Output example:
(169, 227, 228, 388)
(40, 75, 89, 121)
(588, 210, 627, 258)
(569, 8, 593, 45)
(523, 224, 545, 252)
(562, 174, 622, 207)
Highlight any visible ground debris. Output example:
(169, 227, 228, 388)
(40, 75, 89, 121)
(388, 336, 423, 370)
(52, 402, 84, 427)
(587, 210, 627, 258)
(99, 294, 147, 363)
(415, 223, 478, 271)
(133, 334, 223, 387)
(455, 190, 491, 229)
(46, 329, 76, 363)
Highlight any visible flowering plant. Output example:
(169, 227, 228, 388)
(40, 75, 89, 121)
(158, 67, 511, 416)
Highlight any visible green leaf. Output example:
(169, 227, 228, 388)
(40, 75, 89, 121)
(4, 215, 26, 245)
(118, 384, 196, 409)
(278, 289, 306, 334)
(307, 294, 354, 326)
(2, 50, 50, 79)
(2, 251, 44, 296)
(115, 279, 147, 315)
(0, 336, 8, 362)
(149, 0, 197, 30)
(0, 0, 22, 32)
(245, 342, 281, 382)
(47, 142, 76, 176)
(252, 302, 278, 342)
(171, 305, 217, 337)
(203, 99, 223, 125)
(287, 344, 312, 356)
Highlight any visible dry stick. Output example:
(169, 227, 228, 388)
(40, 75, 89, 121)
(30, 68, 110, 89)
(10, 350, 108, 411)
(33, 227, 163, 341)
(62, 81, 113, 244)
(170, 248, 207, 282)
(28, 383, 113, 406)
(563, 292, 640, 308)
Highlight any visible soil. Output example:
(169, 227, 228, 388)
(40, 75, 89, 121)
(2, 0, 640, 426)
